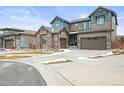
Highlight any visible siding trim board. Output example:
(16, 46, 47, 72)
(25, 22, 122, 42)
(78, 29, 114, 34)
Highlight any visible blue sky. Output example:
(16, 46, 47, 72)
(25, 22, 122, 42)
(0, 6, 124, 35)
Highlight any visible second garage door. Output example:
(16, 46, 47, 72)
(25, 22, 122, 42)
(81, 37, 106, 50)
(5, 40, 14, 49)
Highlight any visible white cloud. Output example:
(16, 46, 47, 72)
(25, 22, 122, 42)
(0, 7, 30, 15)
(78, 13, 89, 18)
(118, 16, 124, 20)
(0, 10, 6, 14)
(8, 7, 49, 23)
(0, 7, 51, 30)
(9, 15, 34, 21)
(9, 14, 50, 26)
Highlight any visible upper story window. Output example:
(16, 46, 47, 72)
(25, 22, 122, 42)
(87, 22, 91, 28)
(96, 16, 105, 24)
(82, 22, 87, 29)
(75, 24, 78, 27)
(0, 31, 3, 34)
(56, 23, 60, 28)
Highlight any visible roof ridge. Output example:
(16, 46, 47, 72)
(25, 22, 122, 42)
(50, 16, 70, 24)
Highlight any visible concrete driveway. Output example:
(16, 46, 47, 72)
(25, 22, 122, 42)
(0, 61, 47, 86)
(16, 49, 124, 86)
(3, 49, 124, 86)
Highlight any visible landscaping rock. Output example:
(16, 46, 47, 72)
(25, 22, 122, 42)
(112, 49, 120, 55)
(112, 49, 124, 55)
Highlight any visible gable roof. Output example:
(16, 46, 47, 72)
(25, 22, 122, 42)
(43, 26, 52, 32)
(70, 18, 90, 23)
(0, 27, 36, 36)
(19, 31, 36, 35)
(88, 6, 118, 25)
(0, 28, 25, 32)
(89, 6, 117, 17)
(50, 16, 70, 24)
(35, 25, 53, 35)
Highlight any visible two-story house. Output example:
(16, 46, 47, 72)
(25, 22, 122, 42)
(76, 7, 117, 49)
(0, 7, 117, 50)
(35, 16, 69, 49)
(36, 6, 118, 50)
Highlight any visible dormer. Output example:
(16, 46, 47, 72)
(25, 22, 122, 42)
(89, 7, 118, 31)
(50, 16, 70, 32)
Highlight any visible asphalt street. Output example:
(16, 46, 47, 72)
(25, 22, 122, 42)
(0, 61, 47, 86)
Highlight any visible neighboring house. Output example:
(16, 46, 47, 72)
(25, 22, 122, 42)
(0, 28, 36, 49)
(36, 6, 118, 50)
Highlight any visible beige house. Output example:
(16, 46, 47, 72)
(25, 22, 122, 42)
(35, 26, 69, 49)
(52, 28, 69, 49)
(0, 7, 118, 50)
(35, 26, 52, 49)
(36, 6, 118, 50)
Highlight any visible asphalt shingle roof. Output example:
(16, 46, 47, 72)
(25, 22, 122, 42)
(70, 18, 90, 23)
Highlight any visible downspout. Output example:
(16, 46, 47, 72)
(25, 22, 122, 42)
(1, 36, 3, 48)
(19, 33, 21, 49)
(15, 35, 16, 49)
(110, 15, 112, 49)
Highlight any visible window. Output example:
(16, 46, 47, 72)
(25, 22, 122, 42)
(42, 35, 47, 44)
(56, 23, 59, 28)
(75, 24, 78, 27)
(82, 22, 87, 29)
(0, 31, 3, 34)
(87, 22, 91, 29)
(96, 16, 105, 24)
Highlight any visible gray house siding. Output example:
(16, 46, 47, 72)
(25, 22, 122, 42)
(51, 17, 70, 32)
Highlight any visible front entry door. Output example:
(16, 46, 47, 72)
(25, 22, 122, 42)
(69, 34, 77, 46)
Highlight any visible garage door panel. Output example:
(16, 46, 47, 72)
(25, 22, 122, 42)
(81, 37, 106, 50)
(5, 40, 14, 49)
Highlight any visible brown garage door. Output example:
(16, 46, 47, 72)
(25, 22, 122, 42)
(5, 40, 14, 49)
(81, 37, 106, 50)
(60, 38, 66, 48)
